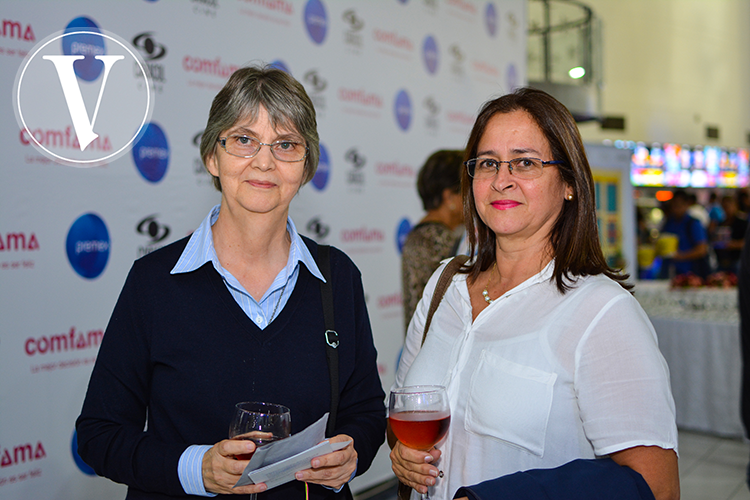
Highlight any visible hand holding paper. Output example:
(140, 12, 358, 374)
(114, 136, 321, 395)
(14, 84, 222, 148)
(234, 413, 356, 491)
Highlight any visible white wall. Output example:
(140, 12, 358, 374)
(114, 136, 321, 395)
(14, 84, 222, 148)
(577, 0, 750, 150)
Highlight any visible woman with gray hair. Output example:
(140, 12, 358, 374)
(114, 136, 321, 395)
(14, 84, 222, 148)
(76, 65, 386, 499)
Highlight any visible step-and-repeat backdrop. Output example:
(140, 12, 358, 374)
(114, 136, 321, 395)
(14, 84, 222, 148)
(0, 1, 524, 498)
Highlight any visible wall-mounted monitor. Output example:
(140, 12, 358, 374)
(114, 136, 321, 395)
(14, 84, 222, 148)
(630, 142, 749, 188)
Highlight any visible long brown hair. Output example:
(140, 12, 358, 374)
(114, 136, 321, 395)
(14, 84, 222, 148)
(461, 87, 630, 292)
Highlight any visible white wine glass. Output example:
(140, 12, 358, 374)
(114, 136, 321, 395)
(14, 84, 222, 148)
(228, 401, 291, 499)
(388, 385, 450, 500)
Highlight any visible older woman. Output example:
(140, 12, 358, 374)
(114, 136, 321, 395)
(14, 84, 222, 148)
(389, 88, 679, 500)
(76, 65, 386, 499)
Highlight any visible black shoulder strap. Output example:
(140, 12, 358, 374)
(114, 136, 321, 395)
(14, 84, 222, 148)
(317, 244, 339, 437)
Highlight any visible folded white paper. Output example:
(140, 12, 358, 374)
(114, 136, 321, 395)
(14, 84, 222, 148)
(233, 413, 352, 490)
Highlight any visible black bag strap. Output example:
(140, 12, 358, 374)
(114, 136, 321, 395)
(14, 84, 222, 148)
(317, 244, 339, 437)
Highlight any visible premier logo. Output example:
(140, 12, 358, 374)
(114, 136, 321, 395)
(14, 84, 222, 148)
(13, 18, 153, 167)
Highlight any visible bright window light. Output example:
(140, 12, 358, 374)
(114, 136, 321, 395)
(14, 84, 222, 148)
(568, 66, 586, 79)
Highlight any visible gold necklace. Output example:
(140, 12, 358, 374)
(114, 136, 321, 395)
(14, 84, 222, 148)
(482, 263, 497, 304)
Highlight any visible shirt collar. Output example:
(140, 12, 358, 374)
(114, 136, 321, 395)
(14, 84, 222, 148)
(171, 204, 325, 283)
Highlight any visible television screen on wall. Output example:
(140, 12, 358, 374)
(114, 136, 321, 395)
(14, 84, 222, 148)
(630, 143, 749, 188)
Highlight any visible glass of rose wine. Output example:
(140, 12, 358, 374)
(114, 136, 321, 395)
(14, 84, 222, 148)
(388, 385, 450, 500)
(228, 402, 291, 499)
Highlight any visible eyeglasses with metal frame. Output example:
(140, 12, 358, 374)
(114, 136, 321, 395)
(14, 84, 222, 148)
(217, 135, 308, 162)
(464, 157, 565, 180)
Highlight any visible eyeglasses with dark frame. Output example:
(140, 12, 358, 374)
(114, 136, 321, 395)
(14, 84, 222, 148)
(217, 135, 309, 163)
(464, 157, 565, 180)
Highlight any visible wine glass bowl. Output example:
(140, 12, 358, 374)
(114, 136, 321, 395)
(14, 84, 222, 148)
(388, 385, 450, 499)
(228, 402, 291, 462)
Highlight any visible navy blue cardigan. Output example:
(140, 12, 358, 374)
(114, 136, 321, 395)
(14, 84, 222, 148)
(453, 458, 655, 500)
(76, 236, 386, 499)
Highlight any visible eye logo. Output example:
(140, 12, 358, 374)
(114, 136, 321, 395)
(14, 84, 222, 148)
(304, 69, 327, 93)
(342, 9, 364, 31)
(306, 217, 331, 240)
(422, 35, 439, 75)
(394, 90, 412, 132)
(13, 18, 153, 167)
(304, 0, 328, 45)
(311, 143, 331, 191)
(485, 3, 498, 37)
(132, 32, 167, 61)
(137, 215, 170, 243)
(66, 213, 110, 280)
(345, 148, 366, 169)
(396, 218, 412, 254)
(132, 122, 170, 183)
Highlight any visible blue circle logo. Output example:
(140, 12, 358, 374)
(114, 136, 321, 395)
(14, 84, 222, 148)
(270, 59, 291, 75)
(304, 0, 328, 45)
(71, 430, 96, 475)
(396, 217, 412, 253)
(63, 17, 105, 82)
(507, 63, 518, 91)
(422, 35, 439, 75)
(311, 142, 331, 191)
(132, 122, 169, 183)
(485, 3, 498, 37)
(66, 213, 110, 279)
(394, 90, 412, 132)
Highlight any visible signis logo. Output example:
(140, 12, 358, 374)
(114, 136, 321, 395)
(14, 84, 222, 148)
(132, 122, 169, 183)
(66, 213, 110, 279)
(311, 142, 331, 191)
(485, 3, 498, 37)
(304, 0, 328, 45)
(13, 18, 153, 167)
(396, 218, 412, 253)
(422, 35, 439, 75)
(394, 89, 412, 131)
(71, 430, 95, 475)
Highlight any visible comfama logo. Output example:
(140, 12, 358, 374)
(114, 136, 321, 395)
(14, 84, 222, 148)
(25, 327, 103, 356)
(2, 18, 35, 41)
(0, 441, 46, 468)
(13, 18, 153, 167)
(66, 213, 110, 279)
(0, 232, 39, 251)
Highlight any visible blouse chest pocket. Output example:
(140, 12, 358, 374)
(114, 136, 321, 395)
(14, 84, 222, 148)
(465, 349, 557, 457)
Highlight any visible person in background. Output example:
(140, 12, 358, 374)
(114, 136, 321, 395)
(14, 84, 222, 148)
(687, 192, 710, 229)
(401, 149, 465, 333)
(390, 87, 678, 500)
(76, 65, 386, 500)
(707, 191, 726, 240)
(714, 194, 748, 274)
(660, 189, 710, 278)
(739, 220, 750, 489)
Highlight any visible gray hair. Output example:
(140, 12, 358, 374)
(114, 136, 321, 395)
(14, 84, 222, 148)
(200, 65, 320, 191)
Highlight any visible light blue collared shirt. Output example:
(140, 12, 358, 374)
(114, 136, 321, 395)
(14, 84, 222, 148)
(174, 204, 325, 496)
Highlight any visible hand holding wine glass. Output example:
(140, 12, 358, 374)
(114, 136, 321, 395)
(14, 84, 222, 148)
(228, 402, 291, 499)
(389, 386, 450, 500)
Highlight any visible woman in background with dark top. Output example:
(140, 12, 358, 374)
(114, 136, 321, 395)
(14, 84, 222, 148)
(76, 65, 386, 499)
(401, 150, 465, 333)
(714, 194, 747, 274)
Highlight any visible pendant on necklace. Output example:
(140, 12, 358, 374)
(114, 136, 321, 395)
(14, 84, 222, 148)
(482, 287, 493, 304)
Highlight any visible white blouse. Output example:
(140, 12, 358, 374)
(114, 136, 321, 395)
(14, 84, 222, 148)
(394, 259, 678, 500)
